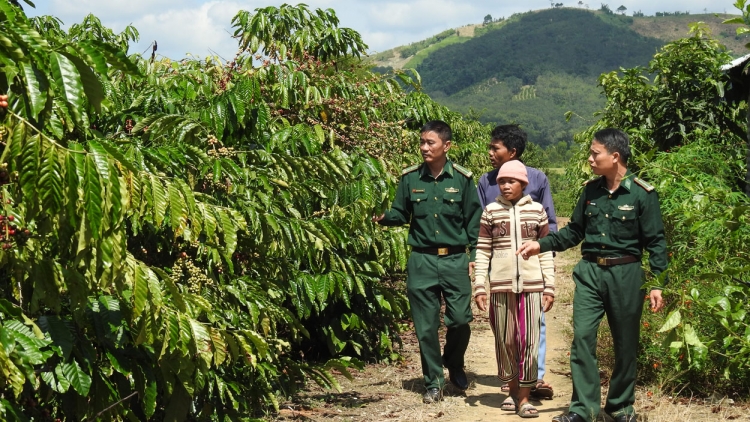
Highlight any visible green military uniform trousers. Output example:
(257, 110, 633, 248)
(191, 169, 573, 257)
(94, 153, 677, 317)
(407, 250, 473, 389)
(569, 259, 645, 421)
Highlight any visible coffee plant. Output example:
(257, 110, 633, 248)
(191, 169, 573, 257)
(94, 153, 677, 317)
(0, 1, 492, 420)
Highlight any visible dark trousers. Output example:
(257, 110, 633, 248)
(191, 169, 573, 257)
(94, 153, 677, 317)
(569, 260, 644, 421)
(406, 251, 473, 389)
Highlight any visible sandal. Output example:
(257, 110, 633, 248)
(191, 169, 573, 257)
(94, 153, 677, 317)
(500, 396, 518, 412)
(517, 402, 540, 418)
(530, 380, 554, 399)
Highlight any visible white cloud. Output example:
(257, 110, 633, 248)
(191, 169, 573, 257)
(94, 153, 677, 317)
(46, 0, 188, 25)
(27, 0, 741, 59)
(367, 0, 484, 29)
(131, 2, 239, 58)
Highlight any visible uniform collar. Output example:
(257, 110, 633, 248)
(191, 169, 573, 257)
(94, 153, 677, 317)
(419, 159, 453, 179)
(621, 171, 634, 192)
(596, 169, 633, 193)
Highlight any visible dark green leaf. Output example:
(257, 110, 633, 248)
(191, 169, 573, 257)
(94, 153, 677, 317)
(49, 51, 85, 114)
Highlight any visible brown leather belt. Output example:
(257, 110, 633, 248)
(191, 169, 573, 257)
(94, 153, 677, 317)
(583, 254, 639, 266)
(412, 246, 466, 256)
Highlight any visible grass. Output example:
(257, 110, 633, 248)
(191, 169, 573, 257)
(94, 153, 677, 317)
(403, 35, 472, 69)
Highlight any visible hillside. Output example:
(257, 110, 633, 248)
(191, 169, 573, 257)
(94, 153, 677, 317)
(418, 8, 664, 96)
(371, 9, 746, 70)
(369, 8, 747, 149)
(434, 72, 603, 149)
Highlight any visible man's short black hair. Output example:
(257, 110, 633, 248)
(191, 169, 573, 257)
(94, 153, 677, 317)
(490, 124, 527, 159)
(421, 120, 452, 142)
(593, 128, 631, 164)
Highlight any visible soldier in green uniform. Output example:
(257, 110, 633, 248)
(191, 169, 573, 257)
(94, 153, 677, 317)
(373, 120, 482, 403)
(516, 128, 667, 422)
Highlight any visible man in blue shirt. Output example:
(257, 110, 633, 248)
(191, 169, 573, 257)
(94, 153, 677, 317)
(476, 124, 558, 399)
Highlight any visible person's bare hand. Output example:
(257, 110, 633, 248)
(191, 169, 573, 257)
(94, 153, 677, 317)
(516, 241, 540, 260)
(543, 294, 554, 312)
(371, 213, 384, 222)
(469, 261, 475, 277)
(475, 294, 487, 312)
(0, 94, 8, 109)
(649, 289, 664, 313)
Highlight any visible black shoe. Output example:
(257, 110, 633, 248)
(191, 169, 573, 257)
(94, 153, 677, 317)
(447, 366, 468, 390)
(422, 387, 442, 403)
(552, 412, 586, 422)
(612, 414, 637, 422)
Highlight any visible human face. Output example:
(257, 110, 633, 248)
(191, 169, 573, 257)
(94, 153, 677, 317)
(488, 140, 516, 169)
(588, 140, 618, 176)
(497, 177, 525, 202)
(420, 130, 450, 165)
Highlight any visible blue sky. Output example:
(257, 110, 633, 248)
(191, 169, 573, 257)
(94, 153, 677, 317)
(26, 0, 741, 60)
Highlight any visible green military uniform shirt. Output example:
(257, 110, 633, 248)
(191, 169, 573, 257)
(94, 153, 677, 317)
(379, 159, 482, 261)
(538, 170, 668, 284)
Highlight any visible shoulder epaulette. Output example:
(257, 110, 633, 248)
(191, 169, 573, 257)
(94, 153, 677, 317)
(401, 164, 420, 176)
(452, 163, 473, 178)
(582, 177, 600, 186)
(634, 177, 655, 192)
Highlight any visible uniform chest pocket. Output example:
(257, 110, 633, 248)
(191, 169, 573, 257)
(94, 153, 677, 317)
(612, 210, 637, 239)
(410, 192, 429, 217)
(441, 193, 463, 217)
(584, 205, 600, 234)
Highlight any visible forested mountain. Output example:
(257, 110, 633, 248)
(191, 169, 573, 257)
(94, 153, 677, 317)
(418, 9, 663, 96)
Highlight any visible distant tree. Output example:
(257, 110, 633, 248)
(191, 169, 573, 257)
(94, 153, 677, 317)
(555, 3, 564, 8)
(617, 5, 627, 14)
(578, 1, 584, 6)
(600, 3, 613, 14)
(484, 14, 493, 25)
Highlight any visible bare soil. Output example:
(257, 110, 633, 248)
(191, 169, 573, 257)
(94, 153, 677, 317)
(271, 218, 750, 421)
(455, 25, 478, 38)
(629, 14, 748, 55)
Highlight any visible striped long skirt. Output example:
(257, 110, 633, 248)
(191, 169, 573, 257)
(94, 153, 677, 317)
(488, 291, 542, 388)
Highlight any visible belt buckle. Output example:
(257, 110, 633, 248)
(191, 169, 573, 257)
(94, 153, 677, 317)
(597, 256, 606, 265)
(437, 247, 449, 256)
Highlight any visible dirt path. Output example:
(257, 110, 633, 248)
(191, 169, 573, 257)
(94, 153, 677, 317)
(443, 245, 577, 422)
